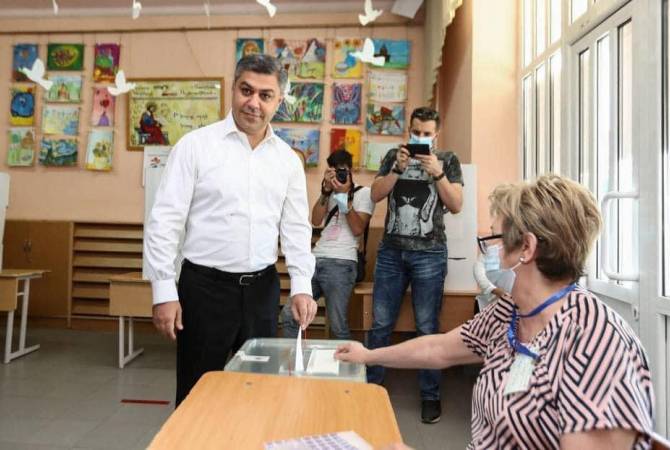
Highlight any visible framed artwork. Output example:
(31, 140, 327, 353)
(269, 38, 326, 80)
(235, 38, 264, 63)
(366, 103, 405, 136)
(47, 44, 84, 71)
(93, 43, 120, 82)
(12, 44, 38, 82)
(371, 39, 411, 69)
(331, 83, 362, 125)
(330, 128, 362, 167)
(127, 78, 224, 151)
(91, 87, 115, 127)
(273, 83, 324, 123)
(274, 128, 320, 168)
(39, 137, 78, 166)
(85, 129, 114, 171)
(368, 70, 408, 103)
(365, 141, 398, 172)
(42, 105, 80, 136)
(332, 38, 363, 79)
(7, 127, 36, 167)
(10, 86, 35, 126)
(44, 75, 82, 103)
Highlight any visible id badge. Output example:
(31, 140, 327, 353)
(323, 224, 342, 241)
(503, 345, 538, 395)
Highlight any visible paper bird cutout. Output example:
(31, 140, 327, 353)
(19, 59, 53, 91)
(52, 0, 59, 15)
(256, 0, 277, 17)
(283, 79, 296, 105)
(107, 70, 136, 96)
(359, 0, 383, 26)
(132, 0, 142, 20)
(351, 38, 385, 66)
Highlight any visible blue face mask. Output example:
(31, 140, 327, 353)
(483, 245, 501, 272)
(408, 133, 433, 147)
(486, 260, 521, 295)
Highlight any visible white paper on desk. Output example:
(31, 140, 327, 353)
(264, 430, 372, 450)
(306, 349, 339, 375)
(295, 329, 304, 372)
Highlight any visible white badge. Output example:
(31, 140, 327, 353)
(503, 345, 538, 396)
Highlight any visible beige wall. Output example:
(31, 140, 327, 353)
(0, 14, 423, 228)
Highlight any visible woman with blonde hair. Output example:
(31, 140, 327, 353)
(337, 174, 654, 449)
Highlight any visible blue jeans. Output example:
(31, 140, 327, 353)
(281, 257, 357, 339)
(367, 243, 447, 400)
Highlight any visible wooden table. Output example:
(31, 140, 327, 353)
(0, 269, 48, 364)
(108, 272, 153, 368)
(148, 371, 402, 449)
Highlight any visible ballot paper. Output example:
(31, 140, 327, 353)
(295, 329, 304, 372)
(306, 349, 339, 375)
(265, 430, 372, 450)
(235, 351, 270, 363)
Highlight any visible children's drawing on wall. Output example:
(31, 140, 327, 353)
(330, 128, 362, 167)
(235, 38, 264, 63)
(364, 141, 398, 172)
(91, 88, 115, 127)
(44, 75, 82, 103)
(273, 83, 323, 123)
(332, 38, 363, 79)
(371, 39, 411, 69)
(47, 43, 84, 71)
(39, 138, 78, 166)
(7, 127, 36, 167)
(269, 38, 326, 80)
(85, 129, 114, 171)
(274, 128, 320, 168)
(12, 44, 38, 82)
(93, 43, 120, 82)
(366, 103, 405, 135)
(10, 86, 35, 126)
(368, 70, 408, 103)
(331, 83, 362, 125)
(42, 105, 80, 136)
(138, 101, 168, 145)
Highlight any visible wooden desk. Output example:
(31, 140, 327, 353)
(149, 371, 402, 449)
(350, 282, 478, 332)
(109, 272, 153, 368)
(0, 269, 48, 363)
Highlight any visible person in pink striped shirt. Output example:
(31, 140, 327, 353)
(336, 174, 654, 450)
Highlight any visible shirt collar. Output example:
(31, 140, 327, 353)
(220, 110, 279, 144)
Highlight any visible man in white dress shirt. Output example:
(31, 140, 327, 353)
(144, 54, 317, 406)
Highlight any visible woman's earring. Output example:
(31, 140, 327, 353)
(519, 257, 526, 263)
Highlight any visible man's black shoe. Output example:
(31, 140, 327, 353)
(421, 399, 441, 424)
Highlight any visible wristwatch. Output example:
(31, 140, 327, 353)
(391, 163, 405, 175)
(433, 172, 446, 181)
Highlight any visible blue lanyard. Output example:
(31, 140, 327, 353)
(507, 283, 577, 360)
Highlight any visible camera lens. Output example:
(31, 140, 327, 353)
(336, 169, 348, 183)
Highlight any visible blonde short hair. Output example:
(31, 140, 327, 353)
(488, 174, 602, 282)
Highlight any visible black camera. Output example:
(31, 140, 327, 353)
(335, 168, 349, 184)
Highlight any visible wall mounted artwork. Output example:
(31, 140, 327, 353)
(39, 137, 78, 166)
(330, 128, 362, 167)
(10, 86, 35, 126)
(368, 70, 407, 103)
(273, 83, 323, 123)
(47, 44, 84, 71)
(85, 129, 114, 171)
(269, 38, 326, 80)
(93, 43, 120, 82)
(332, 38, 363, 79)
(371, 39, 411, 69)
(331, 83, 362, 125)
(44, 75, 82, 103)
(236, 38, 264, 63)
(7, 127, 36, 167)
(91, 87, 115, 127)
(274, 128, 320, 167)
(366, 103, 405, 135)
(12, 44, 38, 82)
(127, 78, 223, 151)
(42, 105, 80, 136)
(364, 141, 398, 172)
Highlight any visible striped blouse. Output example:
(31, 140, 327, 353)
(460, 287, 654, 449)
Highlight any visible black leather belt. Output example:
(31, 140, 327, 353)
(183, 259, 275, 286)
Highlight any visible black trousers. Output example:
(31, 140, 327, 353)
(175, 259, 280, 406)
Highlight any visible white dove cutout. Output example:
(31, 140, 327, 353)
(359, 0, 383, 26)
(19, 59, 53, 91)
(107, 70, 136, 96)
(283, 79, 296, 105)
(256, 0, 277, 17)
(52, 0, 59, 15)
(351, 38, 385, 66)
(132, 0, 142, 20)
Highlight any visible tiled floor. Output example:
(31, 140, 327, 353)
(0, 325, 476, 450)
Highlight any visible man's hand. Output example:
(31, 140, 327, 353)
(395, 146, 410, 172)
(323, 168, 336, 192)
(331, 172, 352, 193)
(152, 301, 183, 341)
(414, 153, 443, 178)
(291, 294, 318, 330)
(334, 341, 371, 364)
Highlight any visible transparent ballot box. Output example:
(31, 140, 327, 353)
(224, 338, 366, 383)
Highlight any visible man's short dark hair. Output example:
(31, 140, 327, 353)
(327, 149, 353, 168)
(234, 54, 288, 93)
(410, 107, 440, 129)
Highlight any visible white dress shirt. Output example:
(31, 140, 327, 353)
(144, 112, 315, 305)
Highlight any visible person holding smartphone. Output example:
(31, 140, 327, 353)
(368, 107, 464, 423)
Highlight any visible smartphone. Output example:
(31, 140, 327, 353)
(405, 143, 430, 157)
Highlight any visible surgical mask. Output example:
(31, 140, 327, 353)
(486, 260, 522, 295)
(332, 192, 349, 213)
(483, 244, 501, 272)
(408, 133, 433, 147)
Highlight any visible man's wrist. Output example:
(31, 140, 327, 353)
(391, 162, 405, 175)
(433, 172, 446, 181)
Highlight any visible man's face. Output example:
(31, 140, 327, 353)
(231, 71, 283, 137)
(409, 118, 439, 144)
